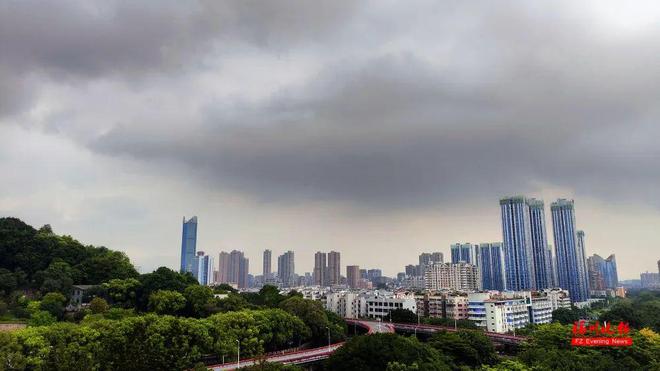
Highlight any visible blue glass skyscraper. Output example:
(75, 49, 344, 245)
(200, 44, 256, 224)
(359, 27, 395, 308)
(500, 196, 535, 291)
(603, 254, 619, 289)
(551, 200, 589, 303)
(193, 251, 213, 286)
(478, 243, 505, 291)
(528, 199, 552, 289)
(180, 216, 198, 274)
(451, 243, 476, 264)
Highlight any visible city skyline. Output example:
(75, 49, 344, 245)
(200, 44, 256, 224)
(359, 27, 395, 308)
(4, 2, 660, 280)
(176, 196, 628, 289)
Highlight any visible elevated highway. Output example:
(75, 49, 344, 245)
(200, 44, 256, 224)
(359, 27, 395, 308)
(208, 319, 524, 370)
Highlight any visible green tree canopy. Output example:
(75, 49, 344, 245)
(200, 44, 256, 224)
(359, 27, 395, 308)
(148, 290, 186, 315)
(326, 333, 450, 371)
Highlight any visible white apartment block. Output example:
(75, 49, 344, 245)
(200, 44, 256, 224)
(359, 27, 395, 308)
(530, 295, 552, 324)
(424, 263, 481, 291)
(325, 292, 366, 319)
(541, 288, 571, 311)
(365, 294, 417, 319)
(468, 292, 530, 333)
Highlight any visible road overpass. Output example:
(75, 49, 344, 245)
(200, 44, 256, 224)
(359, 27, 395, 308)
(208, 319, 524, 370)
(208, 320, 389, 370)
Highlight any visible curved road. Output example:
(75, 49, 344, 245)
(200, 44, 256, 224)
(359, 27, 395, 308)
(207, 320, 523, 370)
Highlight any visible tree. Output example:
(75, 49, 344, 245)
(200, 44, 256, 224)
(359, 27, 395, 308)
(28, 310, 56, 326)
(389, 308, 417, 323)
(137, 267, 198, 310)
(0, 269, 18, 297)
(207, 293, 250, 313)
(241, 362, 304, 370)
(101, 278, 141, 308)
(427, 330, 498, 367)
(89, 297, 109, 314)
(279, 296, 345, 345)
(0, 218, 139, 293)
(551, 306, 589, 325)
(40, 292, 67, 319)
(148, 290, 186, 315)
(34, 261, 75, 295)
(184, 285, 214, 317)
(325, 334, 450, 371)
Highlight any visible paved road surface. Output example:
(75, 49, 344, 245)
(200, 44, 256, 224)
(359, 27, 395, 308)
(208, 320, 522, 369)
(209, 320, 392, 370)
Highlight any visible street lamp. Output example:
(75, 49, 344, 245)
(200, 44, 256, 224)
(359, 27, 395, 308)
(325, 326, 331, 352)
(236, 339, 240, 369)
(377, 317, 381, 332)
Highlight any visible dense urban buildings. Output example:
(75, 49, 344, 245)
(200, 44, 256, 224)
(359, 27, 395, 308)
(500, 197, 535, 291)
(478, 243, 505, 291)
(176, 195, 602, 302)
(551, 199, 590, 303)
(215, 250, 250, 288)
(179, 216, 198, 274)
(278, 250, 295, 287)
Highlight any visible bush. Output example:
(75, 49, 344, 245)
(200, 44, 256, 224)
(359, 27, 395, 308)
(29, 310, 57, 326)
(40, 292, 67, 319)
(89, 297, 109, 314)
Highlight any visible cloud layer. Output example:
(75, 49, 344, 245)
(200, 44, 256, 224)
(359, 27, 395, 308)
(2, 1, 660, 277)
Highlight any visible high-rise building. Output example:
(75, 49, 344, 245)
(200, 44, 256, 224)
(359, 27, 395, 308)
(500, 197, 535, 291)
(405, 264, 417, 277)
(360, 269, 368, 279)
(547, 245, 557, 287)
(587, 254, 606, 291)
(588, 253, 619, 290)
(419, 253, 432, 266)
(238, 254, 249, 289)
(367, 269, 382, 282)
(217, 251, 230, 284)
(226, 250, 249, 288)
(328, 251, 341, 285)
(419, 252, 444, 275)
(346, 265, 360, 288)
(527, 199, 552, 289)
(424, 262, 481, 291)
(641, 272, 660, 288)
(180, 216, 198, 274)
(263, 249, 272, 279)
(478, 243, 505, 291)
(278, 251, 295, 287)
(194, 251, 214, 286)
(431, 252, 444, 264)
(551, 199, 589, 303)
(314, 252, 327, 286)
(450, 243, 476, 264)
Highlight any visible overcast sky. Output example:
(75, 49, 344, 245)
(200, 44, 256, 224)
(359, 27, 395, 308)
(2, 0, 660, 279)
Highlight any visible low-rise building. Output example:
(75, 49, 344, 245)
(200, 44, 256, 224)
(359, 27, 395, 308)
(365, 293, 417, 319)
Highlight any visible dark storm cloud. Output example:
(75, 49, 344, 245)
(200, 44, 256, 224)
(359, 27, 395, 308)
(0, 0, 356, 116)
(91, 48, 660, 208)
(4, 1, 660, 209)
